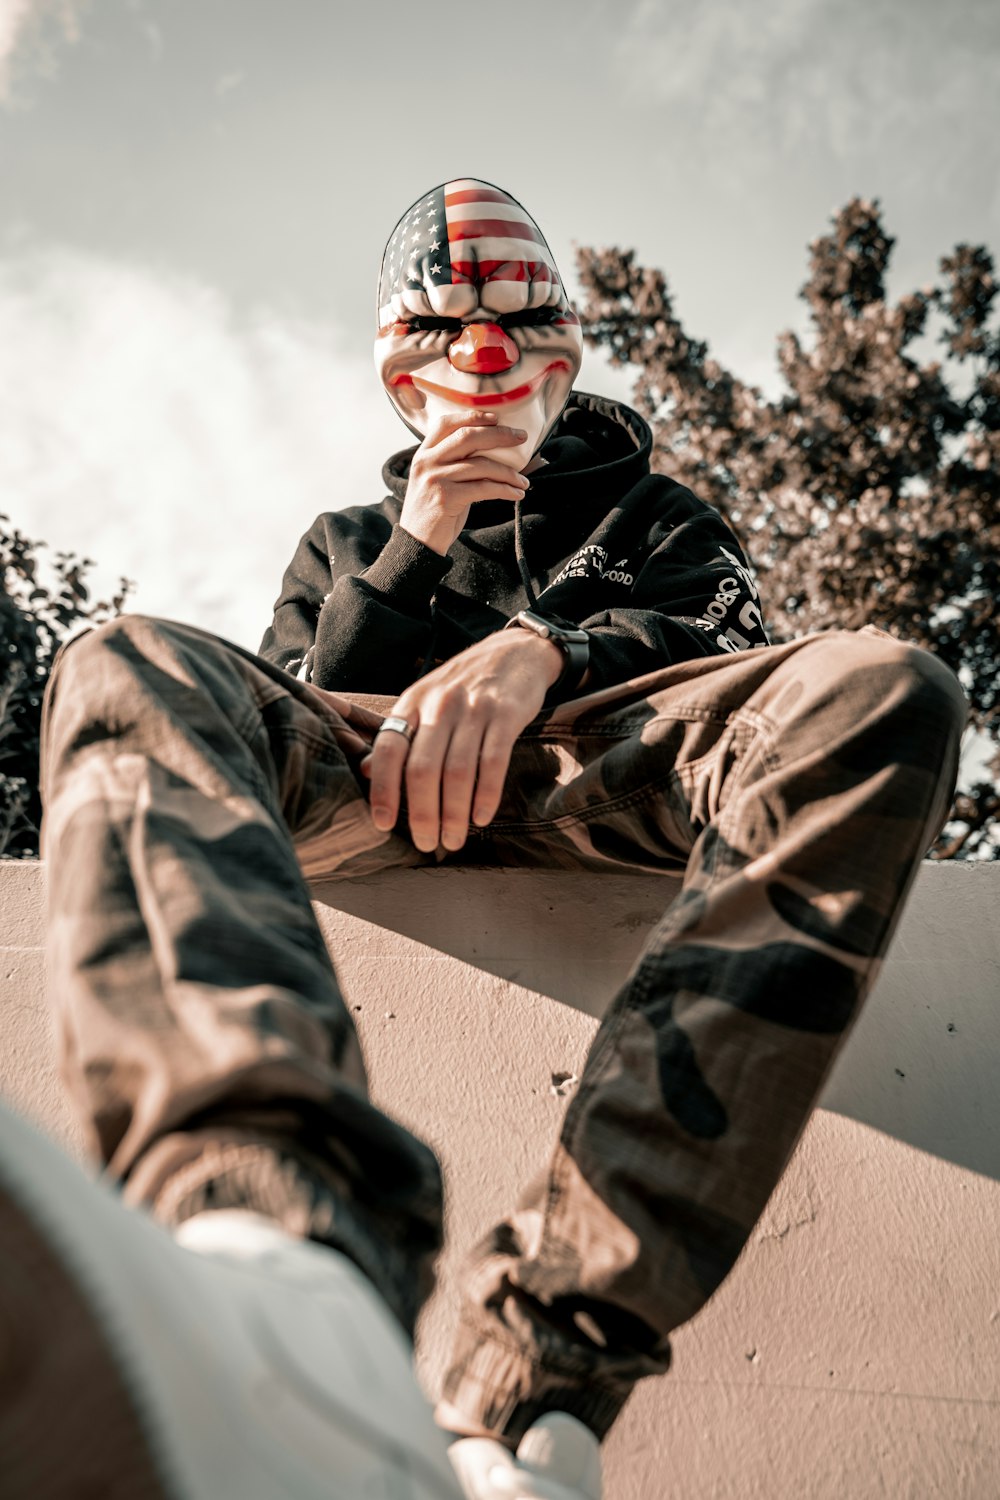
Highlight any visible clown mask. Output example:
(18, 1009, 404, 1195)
(374, 178, 583, 472)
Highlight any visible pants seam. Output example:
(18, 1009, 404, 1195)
(489, 706, 775, 838)
(483, 774, 680, 836)
(263, 722, 350, 764)
(525, 703, 736, 741)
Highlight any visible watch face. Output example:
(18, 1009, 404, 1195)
(374, 179, 583, 469)
(529, 613, 585, 641)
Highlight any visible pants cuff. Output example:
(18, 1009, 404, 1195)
(128, 1132, 438, 1339)
(440, 1319, 633, 1448)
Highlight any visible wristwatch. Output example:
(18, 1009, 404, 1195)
(504, 609, 590, 700)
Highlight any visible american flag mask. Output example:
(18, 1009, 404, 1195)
(374, 179, 583, 470)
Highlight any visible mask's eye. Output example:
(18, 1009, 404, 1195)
(402, 316, 464, 334)
(495, 308, 562, 330)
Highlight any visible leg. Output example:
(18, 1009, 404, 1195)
(41, 614, 441, 1334)
(441, 628, 967, 1442)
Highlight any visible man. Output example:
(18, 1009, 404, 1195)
(13, 179, 966, 1499)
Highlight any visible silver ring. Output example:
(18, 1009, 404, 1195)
(376, 715, 416, 745)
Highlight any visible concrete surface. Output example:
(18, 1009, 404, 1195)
(1, 859, 998, 1498)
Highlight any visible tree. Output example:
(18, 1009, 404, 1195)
(0, 519, 131, 857)
(575, 199, 999, 858)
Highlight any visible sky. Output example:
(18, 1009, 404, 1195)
(1, 0, 999, 650)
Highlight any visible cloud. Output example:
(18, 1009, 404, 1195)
(0, 0, 86, 102)
(0, 0, 33, 56)
(0, 0, 35, 84)
(215, 69, 245, 98)
(0, 243, 406, 647)
(615, 0, 1000, 169)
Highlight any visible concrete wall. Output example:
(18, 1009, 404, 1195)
(1, 860, 998, 1498)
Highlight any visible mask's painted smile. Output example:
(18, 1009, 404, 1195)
(391, 358, 573, 409)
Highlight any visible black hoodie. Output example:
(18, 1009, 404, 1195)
(258, 392, 769, 699)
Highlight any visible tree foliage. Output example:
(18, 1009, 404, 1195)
(576, 199, 999, 858)
(0, 520, 131, 857)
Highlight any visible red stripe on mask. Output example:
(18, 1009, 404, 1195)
(447, 218, 540, 242)
(444, 186, 513, 206)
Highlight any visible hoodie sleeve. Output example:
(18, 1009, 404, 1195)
(258, 515, 453, 692)
(569, 503, 769, 698)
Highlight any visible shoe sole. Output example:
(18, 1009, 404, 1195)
(0, 1119, 174, 1498)
(0, 1101, 459, 1499)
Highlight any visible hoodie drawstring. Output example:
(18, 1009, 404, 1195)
(418, 601, 439, 679)
(419, 501, 537, 680)
(514, 500, 538, 610)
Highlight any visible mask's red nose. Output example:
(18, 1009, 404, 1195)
(448, 322, 520, 375)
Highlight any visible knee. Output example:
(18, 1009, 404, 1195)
(804, 630, 968, 749)
(44, 614, 191, 739)
(858, 631, 967, 745)
(62, 613, 174, 664)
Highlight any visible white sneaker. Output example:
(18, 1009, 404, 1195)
(449, 1412, 602, 1500)
(0, 1098, 461, 1498)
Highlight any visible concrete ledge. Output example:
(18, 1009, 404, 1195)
(2, 861, 999, 1497)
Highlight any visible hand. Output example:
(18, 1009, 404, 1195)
(401, 411, 530, 557)
(304, 686, 386, 759)
(363, 629, 563, 852)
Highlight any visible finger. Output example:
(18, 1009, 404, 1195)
(436, 423, 529, 461)
(404, 717, 453, 853)
(440, 717, 488, 852)
(305, 687, 376, 757)
(471, 718, 517, 828)
(344, 700, 392, 737)
(335, 727, 372, 758)
(449, 459, 530, 489)
(307, 686, 354, 717)
(424, 410, 499, 449)
(368, 726, 412, 832)
(446, 478, 530, 505)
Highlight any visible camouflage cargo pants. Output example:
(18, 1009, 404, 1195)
(40, 615, 966, 1446)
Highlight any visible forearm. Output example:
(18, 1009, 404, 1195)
(265, 523, 454, 693)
